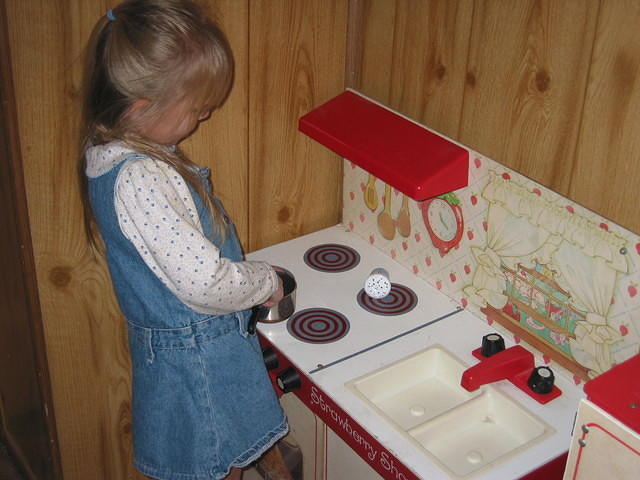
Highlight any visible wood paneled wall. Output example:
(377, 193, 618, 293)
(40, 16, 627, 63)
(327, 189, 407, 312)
(5, 0, 640, 478)
(4, 1, 344, 478)
(352, 0, 640, 235)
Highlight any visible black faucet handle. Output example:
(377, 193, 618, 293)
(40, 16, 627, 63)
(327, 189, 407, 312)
(481, 333, 505, 357)
(527, 366, 555, 394)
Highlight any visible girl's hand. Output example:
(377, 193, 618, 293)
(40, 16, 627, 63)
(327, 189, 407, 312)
(262, 267, 284, 307)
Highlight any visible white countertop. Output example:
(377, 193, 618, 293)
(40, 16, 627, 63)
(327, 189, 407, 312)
(248, 225, 585, 480)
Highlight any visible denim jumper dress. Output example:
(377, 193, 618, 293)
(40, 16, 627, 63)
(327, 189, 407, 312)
(88, 154, 288, 480)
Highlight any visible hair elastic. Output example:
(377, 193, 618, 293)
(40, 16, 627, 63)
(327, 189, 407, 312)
(106, 9, 116, 21)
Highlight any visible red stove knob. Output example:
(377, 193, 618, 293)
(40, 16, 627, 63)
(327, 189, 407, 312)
(262, 347, 279, 371)
(276, 367, 301, 393)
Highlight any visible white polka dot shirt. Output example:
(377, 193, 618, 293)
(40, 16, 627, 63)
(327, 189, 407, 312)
(85, 141, 278, 315)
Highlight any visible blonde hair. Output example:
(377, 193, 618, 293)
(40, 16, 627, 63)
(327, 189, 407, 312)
(80, 0, 233, 250)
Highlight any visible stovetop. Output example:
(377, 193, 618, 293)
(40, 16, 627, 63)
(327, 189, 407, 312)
(247, 224, 586, 480)
(247, 225, 461, 376)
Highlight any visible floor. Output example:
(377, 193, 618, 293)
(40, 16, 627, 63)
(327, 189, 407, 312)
(0, 450, 266, 480)
(0, 436, 295, 480)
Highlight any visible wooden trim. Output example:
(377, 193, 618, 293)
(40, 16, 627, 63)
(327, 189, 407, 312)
(0, 0, 62, 478)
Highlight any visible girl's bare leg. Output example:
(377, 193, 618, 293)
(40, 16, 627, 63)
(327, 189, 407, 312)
(257, 444, 294, 480)
(224, 467, 242, 480)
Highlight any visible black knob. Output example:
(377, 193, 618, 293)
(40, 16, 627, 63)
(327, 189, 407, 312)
(276, 367, 301, 393)
(481, 333, 505, 357)
(527, 366, 555, 394)
(262, 347, 279, 371)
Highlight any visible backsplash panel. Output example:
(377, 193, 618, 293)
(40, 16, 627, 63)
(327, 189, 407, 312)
(342, 148, 640, 383)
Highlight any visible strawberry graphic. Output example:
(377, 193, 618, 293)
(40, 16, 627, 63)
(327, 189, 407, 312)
(449, 272, 457, 283)
(482, 221, 488, 232)
(412, 265, 419, 274)
(460, 298, 468, 308)
(470, 194, 478, 205)
(502, 172, 511, 180)
(368, 235, 375, 244)
(425, 256, 432, 266)
(532, 188, 541, 196)
(628, 283, 637, 298)
(414, 233, 421, 242)
(636, 242, 640, 255)
(464, 264, 471, 275)
(349, 191, 356, 200)
(619, 325, 629, 336)
(565, 205, 575, 214)
(467, 229, 474, 240)
(474, 157, 482, 168)
(402, 241, 409, 251)
(599, 222, 609, 231)
(436, 280, 442, 290)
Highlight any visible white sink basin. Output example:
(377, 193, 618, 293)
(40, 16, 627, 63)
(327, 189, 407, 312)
(346, 345, 553, 477)
(347, 345, 480, 429)
(409, 388, 550, 476)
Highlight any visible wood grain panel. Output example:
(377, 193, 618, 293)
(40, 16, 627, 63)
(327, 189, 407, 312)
(182, 0, 250, 247)
(4, 1, 129, 478)
(570, 0, 640, 234)
(353, 1, 640, 232)
(5, 1, 248, 479)
(346, 0, 396, 101)
(8, 0, 640, 478)
(353, 0, 473, 139)
(0, 2, 60, 477)
(248, 0, 346, 251)
(5, 0, 344, 477)
(386, 0, 472, 138)
(459, 0, 598, 195)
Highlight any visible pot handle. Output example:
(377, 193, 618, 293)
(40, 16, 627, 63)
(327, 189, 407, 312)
(248, 305, 269, 334)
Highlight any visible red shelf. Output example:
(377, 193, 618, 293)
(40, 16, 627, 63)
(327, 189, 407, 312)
(584, 354, 640, 434)
(299, 90, 469, 201)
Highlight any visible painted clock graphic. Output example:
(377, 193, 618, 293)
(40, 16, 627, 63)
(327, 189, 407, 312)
(419, 192, 464, 256)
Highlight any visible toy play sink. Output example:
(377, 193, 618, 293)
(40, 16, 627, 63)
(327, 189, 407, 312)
(346, 345, 553, 477)
(409, 388, 551, 476)
(347, 345, 480, 429)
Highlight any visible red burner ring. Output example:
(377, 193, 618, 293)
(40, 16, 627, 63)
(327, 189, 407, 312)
(287, 308, 350, 344)
(303, 244, 360, 273)
(357, 284, 418, 316)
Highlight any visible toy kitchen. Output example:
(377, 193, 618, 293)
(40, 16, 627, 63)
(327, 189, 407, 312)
(247, 90, 640, 480)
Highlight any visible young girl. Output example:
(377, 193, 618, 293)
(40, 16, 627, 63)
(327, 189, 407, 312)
(79, 1, 289, 479)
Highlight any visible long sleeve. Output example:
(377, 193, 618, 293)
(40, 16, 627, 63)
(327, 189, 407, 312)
(114, 157, 278, 314)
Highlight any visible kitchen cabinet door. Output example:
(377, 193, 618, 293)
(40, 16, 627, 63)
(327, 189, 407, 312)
(325, 428, 383, 480)
(563, 399, 640, 479)
(280, 393, 326, 480)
